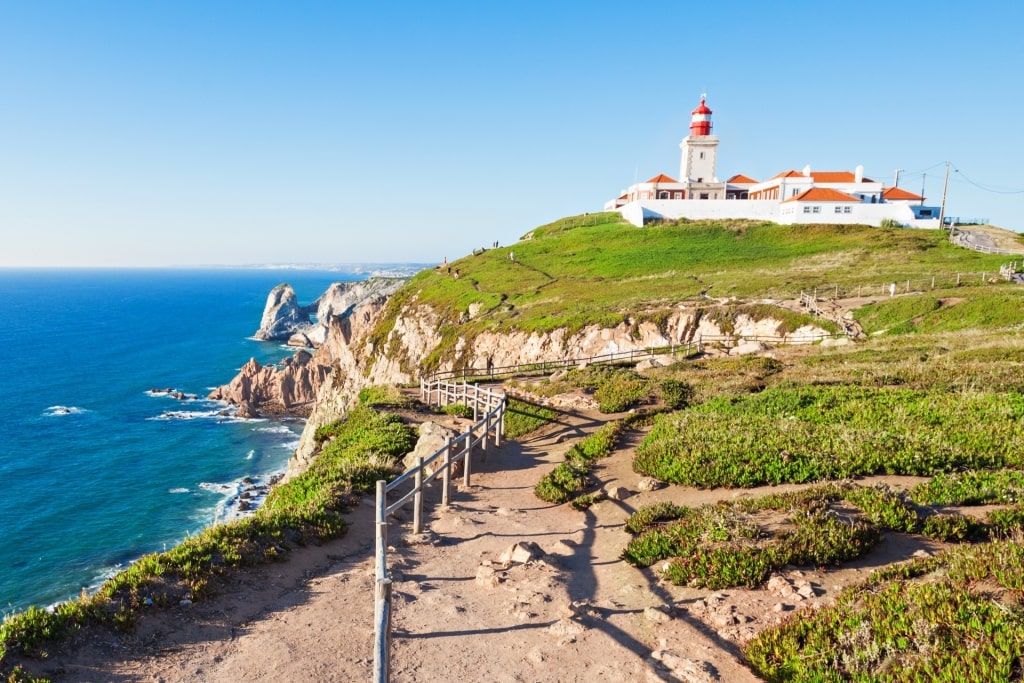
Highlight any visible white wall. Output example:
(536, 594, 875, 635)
(615, 200, 942, 229)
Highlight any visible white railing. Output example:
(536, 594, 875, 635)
(373, 380, 506, 682)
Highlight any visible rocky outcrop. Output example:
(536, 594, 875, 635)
(223, 276, 836, 480)
(254, 278, 408, 346)
(254, 284, 311, 341)
(208, 351, 330, 416)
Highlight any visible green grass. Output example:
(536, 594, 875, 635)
(367, 214, 1012, 375)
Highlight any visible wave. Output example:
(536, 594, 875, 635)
(198, 471, 285, 523)
(168, 487, 191, 494)
(43, 405, 86, 417)
(255, 424, 297, 435)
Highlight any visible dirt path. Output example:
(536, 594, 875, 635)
(12, 401, 941, 682)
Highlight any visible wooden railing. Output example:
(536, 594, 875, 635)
(424, 341, 703, 383)
(373, 380, 506, 682)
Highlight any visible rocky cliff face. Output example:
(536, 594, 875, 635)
(221, 278, 834, 480)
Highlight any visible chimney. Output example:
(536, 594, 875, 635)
(855, 164, 864, 182)
(802, 165, 811, 177)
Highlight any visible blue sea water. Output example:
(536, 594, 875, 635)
(0, 268, 389, 615)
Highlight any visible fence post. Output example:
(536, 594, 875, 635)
(931, 276, 935, 289)
(441, 437, 452, 507)
(473, 383, 480, 421)
(495, 403, 502, 447)
(906, 280, 910, 293)
(481, 410, 488, 452)
(373, 577, 392, 683)
(957, 273, 961, 285)
(463, 424, 473, 487)
(413, 456, 424, 535)
(375, 480, 388, 582)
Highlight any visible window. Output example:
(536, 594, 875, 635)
(792, 188, 799, 197)
(673, 192, 683, 199)
(700, 193, 709, 199)
(812, 206, 821, 213)
(658, 191, 669, 199)
(843, 206, 852, 214)
(803, 206, 812, 214)
(835, 206, 843, 213)
(699, 152, 705, 160)
(920, 209, 933, 216)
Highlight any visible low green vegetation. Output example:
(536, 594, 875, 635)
(744, 540, 1024, 681)
(535, 418, 635, 506)
(633, 385, 1024, 488)
(622, 481, 1008, 590)
(440, 402, 474, 418)
(502, 398, 556, 439)
(1, 401, 416, 667)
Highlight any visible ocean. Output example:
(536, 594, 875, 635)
(0, 267, 412, 616)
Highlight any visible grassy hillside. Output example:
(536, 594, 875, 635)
(369, 213, 1022, 372)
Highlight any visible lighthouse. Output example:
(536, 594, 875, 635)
(679, 95, 720, 192)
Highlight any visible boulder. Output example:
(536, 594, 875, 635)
(729, 340, 769, 356)
(402, 421, 458, 475)
(254, 284, 310, 341)
(499, 541, 544, 565)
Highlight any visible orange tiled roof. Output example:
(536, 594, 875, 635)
(726, 174, 759, 184)
(811, 171, 874, 183)
(770, 170, 805, 179)
(782, 187, 862, 203)
(646, 173, 679, 183)
(883, 186, 924, 201)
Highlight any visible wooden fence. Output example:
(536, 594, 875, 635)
(373, 380, 506, 683)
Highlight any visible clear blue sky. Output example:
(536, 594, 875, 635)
(1, 1, 1021, 267)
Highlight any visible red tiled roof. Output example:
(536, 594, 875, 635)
(782, 187, 862, 203)
(726, 174, 759, 184)
(810, 171, 874, 183)
(646, 173, 679, 183)
(883, 186, 925, 201)
(770, 170, 805, 179)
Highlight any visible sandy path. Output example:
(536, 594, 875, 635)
(12, 400, 939, 682)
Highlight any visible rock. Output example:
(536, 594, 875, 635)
(254, 284, 310, 341)
(649, 651, 719, 683)
(548, 618, 585, 636)
(644, 605, 672, 623)
(236, 400, 261, 419)
(475, 565, 500, 588)
(603, 484, 630, 500)
(403, 422, 458, 476)
(729, 340, 769, 356)
(820, 337, 852, 347)
(637, 478, 665, 492)
(208, 351, 329, 415)
(499, 541, 544, 565)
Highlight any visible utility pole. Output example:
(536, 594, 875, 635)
(937, 161, 951, 229)
(920, 173, 926, 206)
(894, 169, 903, 187)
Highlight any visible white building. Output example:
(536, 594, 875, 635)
(605, 97, 942, 228)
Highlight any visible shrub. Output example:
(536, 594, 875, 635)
(440, 403, 474, 418)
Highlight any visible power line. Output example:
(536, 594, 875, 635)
(950, 165, 1024, 194)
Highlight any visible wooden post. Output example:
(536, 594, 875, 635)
(413, 456, 424, 534)
(463, 424, 473, 487)
(481, 410, 488, 452)
(441, 437, 452, 507)
(473, 383, 479, 421)
(495, 403, 502, 447)
(957, 273, 961, 285)
(373, 577, 392, 683)
(375, 480, 387, 582)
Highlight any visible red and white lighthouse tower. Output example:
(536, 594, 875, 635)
(679, 94, 720, 193)
(689, 96, 713, 137)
